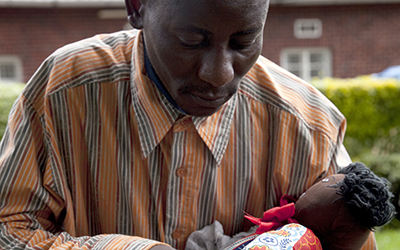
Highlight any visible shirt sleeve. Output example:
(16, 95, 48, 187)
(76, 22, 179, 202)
(361, 232, 377, 250)
(327, 119, 352, 176)
(335, 142, 352, 168)
(0, 94, 169, 250)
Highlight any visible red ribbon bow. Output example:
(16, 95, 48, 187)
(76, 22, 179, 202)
(244, 195, 298, 234)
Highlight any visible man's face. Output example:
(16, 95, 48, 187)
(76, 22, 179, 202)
(140, 0, 269, 116)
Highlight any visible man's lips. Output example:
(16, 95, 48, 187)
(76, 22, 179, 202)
(189, 92, 228, 108)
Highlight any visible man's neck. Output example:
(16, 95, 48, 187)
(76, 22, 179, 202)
(143, 42, 188, 116)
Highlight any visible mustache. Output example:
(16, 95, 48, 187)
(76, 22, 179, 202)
(179, 80, 238, 95)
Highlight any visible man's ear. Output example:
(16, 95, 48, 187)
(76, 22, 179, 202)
(125, 0, 143, 29)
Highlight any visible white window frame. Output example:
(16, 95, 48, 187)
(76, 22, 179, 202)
(294, 19, 322, 39)
(0, 55, 23, 83)
(280, 47, 332, 82)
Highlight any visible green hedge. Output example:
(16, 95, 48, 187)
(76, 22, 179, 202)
(0, 83, 25, 141)
(313, 76, 400, 155)
(313, 76, 400, 225)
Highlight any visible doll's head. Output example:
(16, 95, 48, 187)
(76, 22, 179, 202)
(294, 162, 396, 250)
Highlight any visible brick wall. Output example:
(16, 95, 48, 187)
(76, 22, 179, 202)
(1, 4, 400, 82)
(263, 4, 400, 78)
(0, 8, 127, 82)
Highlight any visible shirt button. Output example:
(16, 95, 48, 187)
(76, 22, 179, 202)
(176, 167, 187, 177)
(172, 230, 181, 239)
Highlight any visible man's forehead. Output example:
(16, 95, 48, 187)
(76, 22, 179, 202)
(154, 0, 269, 8)
(152, 0, 270, 19)
(145, 0, 269, 30)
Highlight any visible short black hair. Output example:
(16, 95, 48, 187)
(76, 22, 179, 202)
(337, 162, 396, 230)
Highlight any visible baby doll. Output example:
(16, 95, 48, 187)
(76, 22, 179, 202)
(186, 162, 396, 250)
(231, 162, 396, 250)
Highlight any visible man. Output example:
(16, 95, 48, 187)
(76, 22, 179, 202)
(0, 0, 375, 249)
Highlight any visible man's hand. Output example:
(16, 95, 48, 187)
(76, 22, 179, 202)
(149, 245, 175, 250)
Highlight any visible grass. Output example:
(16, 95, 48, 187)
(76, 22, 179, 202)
(375, 218, 400, 249)
(376, 229, 400, 249)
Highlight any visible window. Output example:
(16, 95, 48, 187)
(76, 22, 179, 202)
(123, 22, 133, 30)
(97, 9, 127, 19)
(294, 19, 322, 39)
(0, 56, 23, 83)
(280, 48, 332, 82)
(95, 9, 133, 30)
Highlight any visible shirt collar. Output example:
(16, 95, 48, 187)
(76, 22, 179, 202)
(191, 94, 237, 165)
(130, 30, 236, 164)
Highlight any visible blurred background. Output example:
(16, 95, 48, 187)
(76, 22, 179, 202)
(1, 0, 400, 248)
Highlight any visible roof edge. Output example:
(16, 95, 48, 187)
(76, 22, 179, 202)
(270, 0, 400, 6)
(1, 0, 400, 8)
(0, 1, 125, 8)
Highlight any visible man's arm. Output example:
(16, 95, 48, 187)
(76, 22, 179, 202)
(0, 94, 169, 250)
(330, 119, 352, 171)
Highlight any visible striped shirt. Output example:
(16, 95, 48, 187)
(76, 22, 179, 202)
(0, 30, 375, 250)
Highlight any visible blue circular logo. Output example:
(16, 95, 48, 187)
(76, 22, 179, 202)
(258, 236, 278, 246)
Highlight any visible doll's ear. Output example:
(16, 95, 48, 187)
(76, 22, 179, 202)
(125, 0, 143, 29)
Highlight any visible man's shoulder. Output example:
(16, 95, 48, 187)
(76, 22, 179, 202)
(241, 56, 334, 112)
(241, 56, 345, 137)
(54, 30, 138, 67)
(21, 30, 140, 111)
(52, 29, 139, 61)
(43, 30, 139, 92)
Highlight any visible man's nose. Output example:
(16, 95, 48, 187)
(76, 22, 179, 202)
(198, 48, 234, 87)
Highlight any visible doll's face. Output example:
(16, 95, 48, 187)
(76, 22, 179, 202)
(294, 174, 346, 238)
(297, 174, 345, 202)
(294, 174, 370, 250)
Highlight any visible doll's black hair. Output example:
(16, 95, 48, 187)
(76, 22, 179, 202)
(336, 162, 396, 230)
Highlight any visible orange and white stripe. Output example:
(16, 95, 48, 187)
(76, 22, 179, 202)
(0, 29, 374, 250)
